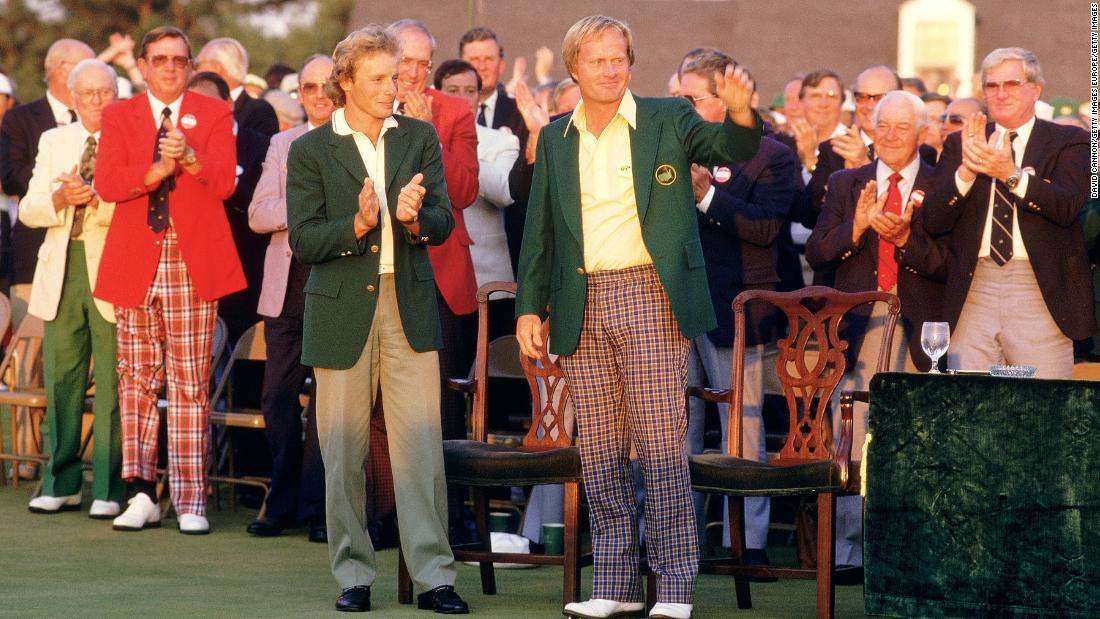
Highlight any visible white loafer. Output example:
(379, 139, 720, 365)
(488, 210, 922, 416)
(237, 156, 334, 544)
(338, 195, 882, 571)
(563, 599, 645, 619)
(28, 492, 82, 514)
(648, 603, 692, 619)
(89, 500, 121, 519)
(178, 513, 210, 535)
(112, 493, 161, 531)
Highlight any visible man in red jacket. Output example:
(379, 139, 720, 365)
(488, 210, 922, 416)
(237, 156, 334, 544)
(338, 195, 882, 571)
(387, 18, 480, 539)
(93, 25, 245, 535)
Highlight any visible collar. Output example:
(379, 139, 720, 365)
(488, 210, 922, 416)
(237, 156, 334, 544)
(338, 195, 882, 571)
(46, 91, 72, 124)
(77, 124, 101, 144)
(860, 129, 874, 147)
(230, 85, 245, 102)
(483, 87, 499, 112)
(994, 115, 1036, 149)
(875, 154, 921, 189)
(331, 107, 399, 137)
(147, 91, 184, 124)
(566, 89, 637, 137)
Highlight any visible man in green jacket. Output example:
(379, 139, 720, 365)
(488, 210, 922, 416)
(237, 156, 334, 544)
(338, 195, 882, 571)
(286, 25, 467, 615)
(514, 15, 761, 619)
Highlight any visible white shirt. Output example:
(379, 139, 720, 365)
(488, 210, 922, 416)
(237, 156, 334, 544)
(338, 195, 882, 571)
(146, 92, 183, 128)
(46, 91, 74, 126)
(331, 108, 400, 274)
(230, 85, 245, 103)
(954, 116, 1035, 260)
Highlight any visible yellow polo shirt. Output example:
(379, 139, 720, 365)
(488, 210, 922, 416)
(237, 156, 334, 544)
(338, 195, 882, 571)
(569, 90, 653, 272)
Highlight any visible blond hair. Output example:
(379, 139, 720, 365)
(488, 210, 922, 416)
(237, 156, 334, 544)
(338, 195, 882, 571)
(327, 25, 400, 107)
(561, 16, 634, 80)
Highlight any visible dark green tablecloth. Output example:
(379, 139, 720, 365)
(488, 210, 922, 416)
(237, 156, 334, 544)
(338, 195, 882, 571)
(865, 373, 1100, 618)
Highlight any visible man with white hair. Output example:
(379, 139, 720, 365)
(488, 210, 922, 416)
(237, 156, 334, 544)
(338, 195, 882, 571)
(923, 47, 1092, 378)
(196, 37, 279, 136)
(806, 90, 949, 568)
(20, 59, 123, 518)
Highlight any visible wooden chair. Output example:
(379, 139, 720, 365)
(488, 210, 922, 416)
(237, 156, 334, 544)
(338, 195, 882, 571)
(0, 313, 46, 487)
(1071, 362, 1100, 380)
(665, 286, 900, 619)
(207, 320, 270, 516)
(397, 281, 591, 606)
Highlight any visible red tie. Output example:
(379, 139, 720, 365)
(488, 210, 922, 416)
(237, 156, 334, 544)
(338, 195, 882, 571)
(877, 172, 903, 292)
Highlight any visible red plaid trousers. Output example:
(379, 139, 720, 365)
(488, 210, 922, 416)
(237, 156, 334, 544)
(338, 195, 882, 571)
(116, 231, 217, 517)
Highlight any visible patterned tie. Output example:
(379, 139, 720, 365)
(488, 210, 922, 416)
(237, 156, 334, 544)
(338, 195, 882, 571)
(148, 108, 173, 233)
(877, 172, 903, 292)
(70, 135, 96, 239)
(477, 103, 487, 127)
(989, 131, 1018, 266)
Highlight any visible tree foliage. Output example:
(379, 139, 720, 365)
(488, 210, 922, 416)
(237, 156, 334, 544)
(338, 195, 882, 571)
(0, 0, 354, 103)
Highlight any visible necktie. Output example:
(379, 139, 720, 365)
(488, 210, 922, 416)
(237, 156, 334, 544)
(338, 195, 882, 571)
(148, 108, 173, 233)
(477, 103, 487, 127)
(71, 135, 96, 239)
(67, 109, 77, 124)
(877, 172, 903, 292)
(989, 131, 1017, 266)
(868, 142, 876, 160)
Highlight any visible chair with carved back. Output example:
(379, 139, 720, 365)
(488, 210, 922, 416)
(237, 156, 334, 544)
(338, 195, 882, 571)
(0, 312, 46, 487)
(660, 286, 899, 619)
(396, 281, 591, 606)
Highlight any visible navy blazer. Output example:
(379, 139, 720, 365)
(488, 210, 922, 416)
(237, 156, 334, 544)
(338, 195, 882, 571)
(0, 97, 59, 283)
(234, 93, 279, 137)
(805, 160, 948, 371)
(922, 119, 1094, 340)
(698, 136, 798, 347)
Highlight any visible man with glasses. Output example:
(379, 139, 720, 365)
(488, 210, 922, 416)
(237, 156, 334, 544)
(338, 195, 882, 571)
(245, 53, 335, 543)
(386, 19, 480, 517)
(678, 50, 799, 573)
(924, 47, 1092, 379)
(941, 97, 986, 137)
(921, 93, 951, 161)
(93, 25, 245, 535)
(20, 59, 123, 518)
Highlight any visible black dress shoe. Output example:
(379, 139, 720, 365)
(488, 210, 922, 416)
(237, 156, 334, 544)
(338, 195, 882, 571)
(246, 516, 297, 537)
(335, 585, 371, 612)
(308, 517, 328, 544)
(416, 585, 469, 614)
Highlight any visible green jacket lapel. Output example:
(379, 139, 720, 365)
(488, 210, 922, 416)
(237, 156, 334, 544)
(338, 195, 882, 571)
(384, 120, 410, 201)
(327, 130, 367, 186)
(555, 121, 583, 244)
(630, 101, 661, 223)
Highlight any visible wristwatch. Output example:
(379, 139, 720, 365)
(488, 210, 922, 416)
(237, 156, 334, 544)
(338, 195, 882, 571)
(1004, 167, 1023, 190)
(180, 149, 198, 167)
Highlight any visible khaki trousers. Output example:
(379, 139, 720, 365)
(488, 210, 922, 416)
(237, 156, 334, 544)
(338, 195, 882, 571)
(314, 274, 455, 593)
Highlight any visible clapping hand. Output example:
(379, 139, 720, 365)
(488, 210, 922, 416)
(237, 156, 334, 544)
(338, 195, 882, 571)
(395, 173, 426, 223)
(54, 164, 97, 207)
(852, 180, 886, 243)
(790, 117, 819, 170)
(355, 177, 380, 237)
(832, 125, 871, 168)
(401, 91, 433, 123)
(959, 112, 1015, 182)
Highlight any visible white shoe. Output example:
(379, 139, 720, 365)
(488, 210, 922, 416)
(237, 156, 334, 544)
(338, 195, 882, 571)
(563, 599, 645, 619)
(28, 492, 82, 514)
(178, 513, 210, 535)
(648, 603, 693, 619)
(89, 500, 121, 519)
(112, 493, 161, 531)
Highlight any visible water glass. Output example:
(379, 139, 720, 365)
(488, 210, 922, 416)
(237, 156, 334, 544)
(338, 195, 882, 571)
(921, 322, 950, 373)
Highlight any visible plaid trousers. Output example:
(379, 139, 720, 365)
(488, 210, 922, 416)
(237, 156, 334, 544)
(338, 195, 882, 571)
(559, 265, 698, 604)
(116, 231, 217, 517)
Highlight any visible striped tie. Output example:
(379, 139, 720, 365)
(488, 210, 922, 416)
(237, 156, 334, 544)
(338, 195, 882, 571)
(70, 135, 96, 239)
(989, 131, 1017, 266)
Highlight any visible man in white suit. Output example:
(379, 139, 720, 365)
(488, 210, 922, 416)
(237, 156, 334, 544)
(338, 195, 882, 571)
(20, 59, 121, 517)
(245, 53, 334, 541)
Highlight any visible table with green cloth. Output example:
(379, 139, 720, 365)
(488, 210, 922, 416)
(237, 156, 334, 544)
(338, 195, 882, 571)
(864, 372, 1099, 618)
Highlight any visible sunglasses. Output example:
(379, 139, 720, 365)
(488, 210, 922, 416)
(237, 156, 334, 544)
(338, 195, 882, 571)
(853, 91, 886, 105)
(146, 54, 191, 70)
(938, 114, 965, 125)
(982, 78, 1027, 93)
(682, 93, 718, 107)
(299, 81, 328, 96)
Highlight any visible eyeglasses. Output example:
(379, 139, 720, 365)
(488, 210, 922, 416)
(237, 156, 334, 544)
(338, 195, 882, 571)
(982, 78, 1027, 93)
(853, 91, 886, 105)
(147, 54, 191, 69)
(74, 88, 115, 102)
(803, 90, 839, 102)
(682, 93, 718, 107)
(399, 56, 433, 72)
(299, 81, 328, 96)
(938, 113, 964, 125)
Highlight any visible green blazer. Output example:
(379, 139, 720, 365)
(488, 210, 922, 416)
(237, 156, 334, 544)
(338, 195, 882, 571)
(515, 96, 761, 355)
(287, 117, 453, 369)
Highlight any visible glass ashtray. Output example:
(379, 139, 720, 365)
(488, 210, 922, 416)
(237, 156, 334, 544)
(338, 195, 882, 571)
(989, 364, 1037, 378)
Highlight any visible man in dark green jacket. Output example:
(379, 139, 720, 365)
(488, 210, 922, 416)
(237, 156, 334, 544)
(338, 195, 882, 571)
(287, 25, 467, 615)
(514, 15, 761, 619)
